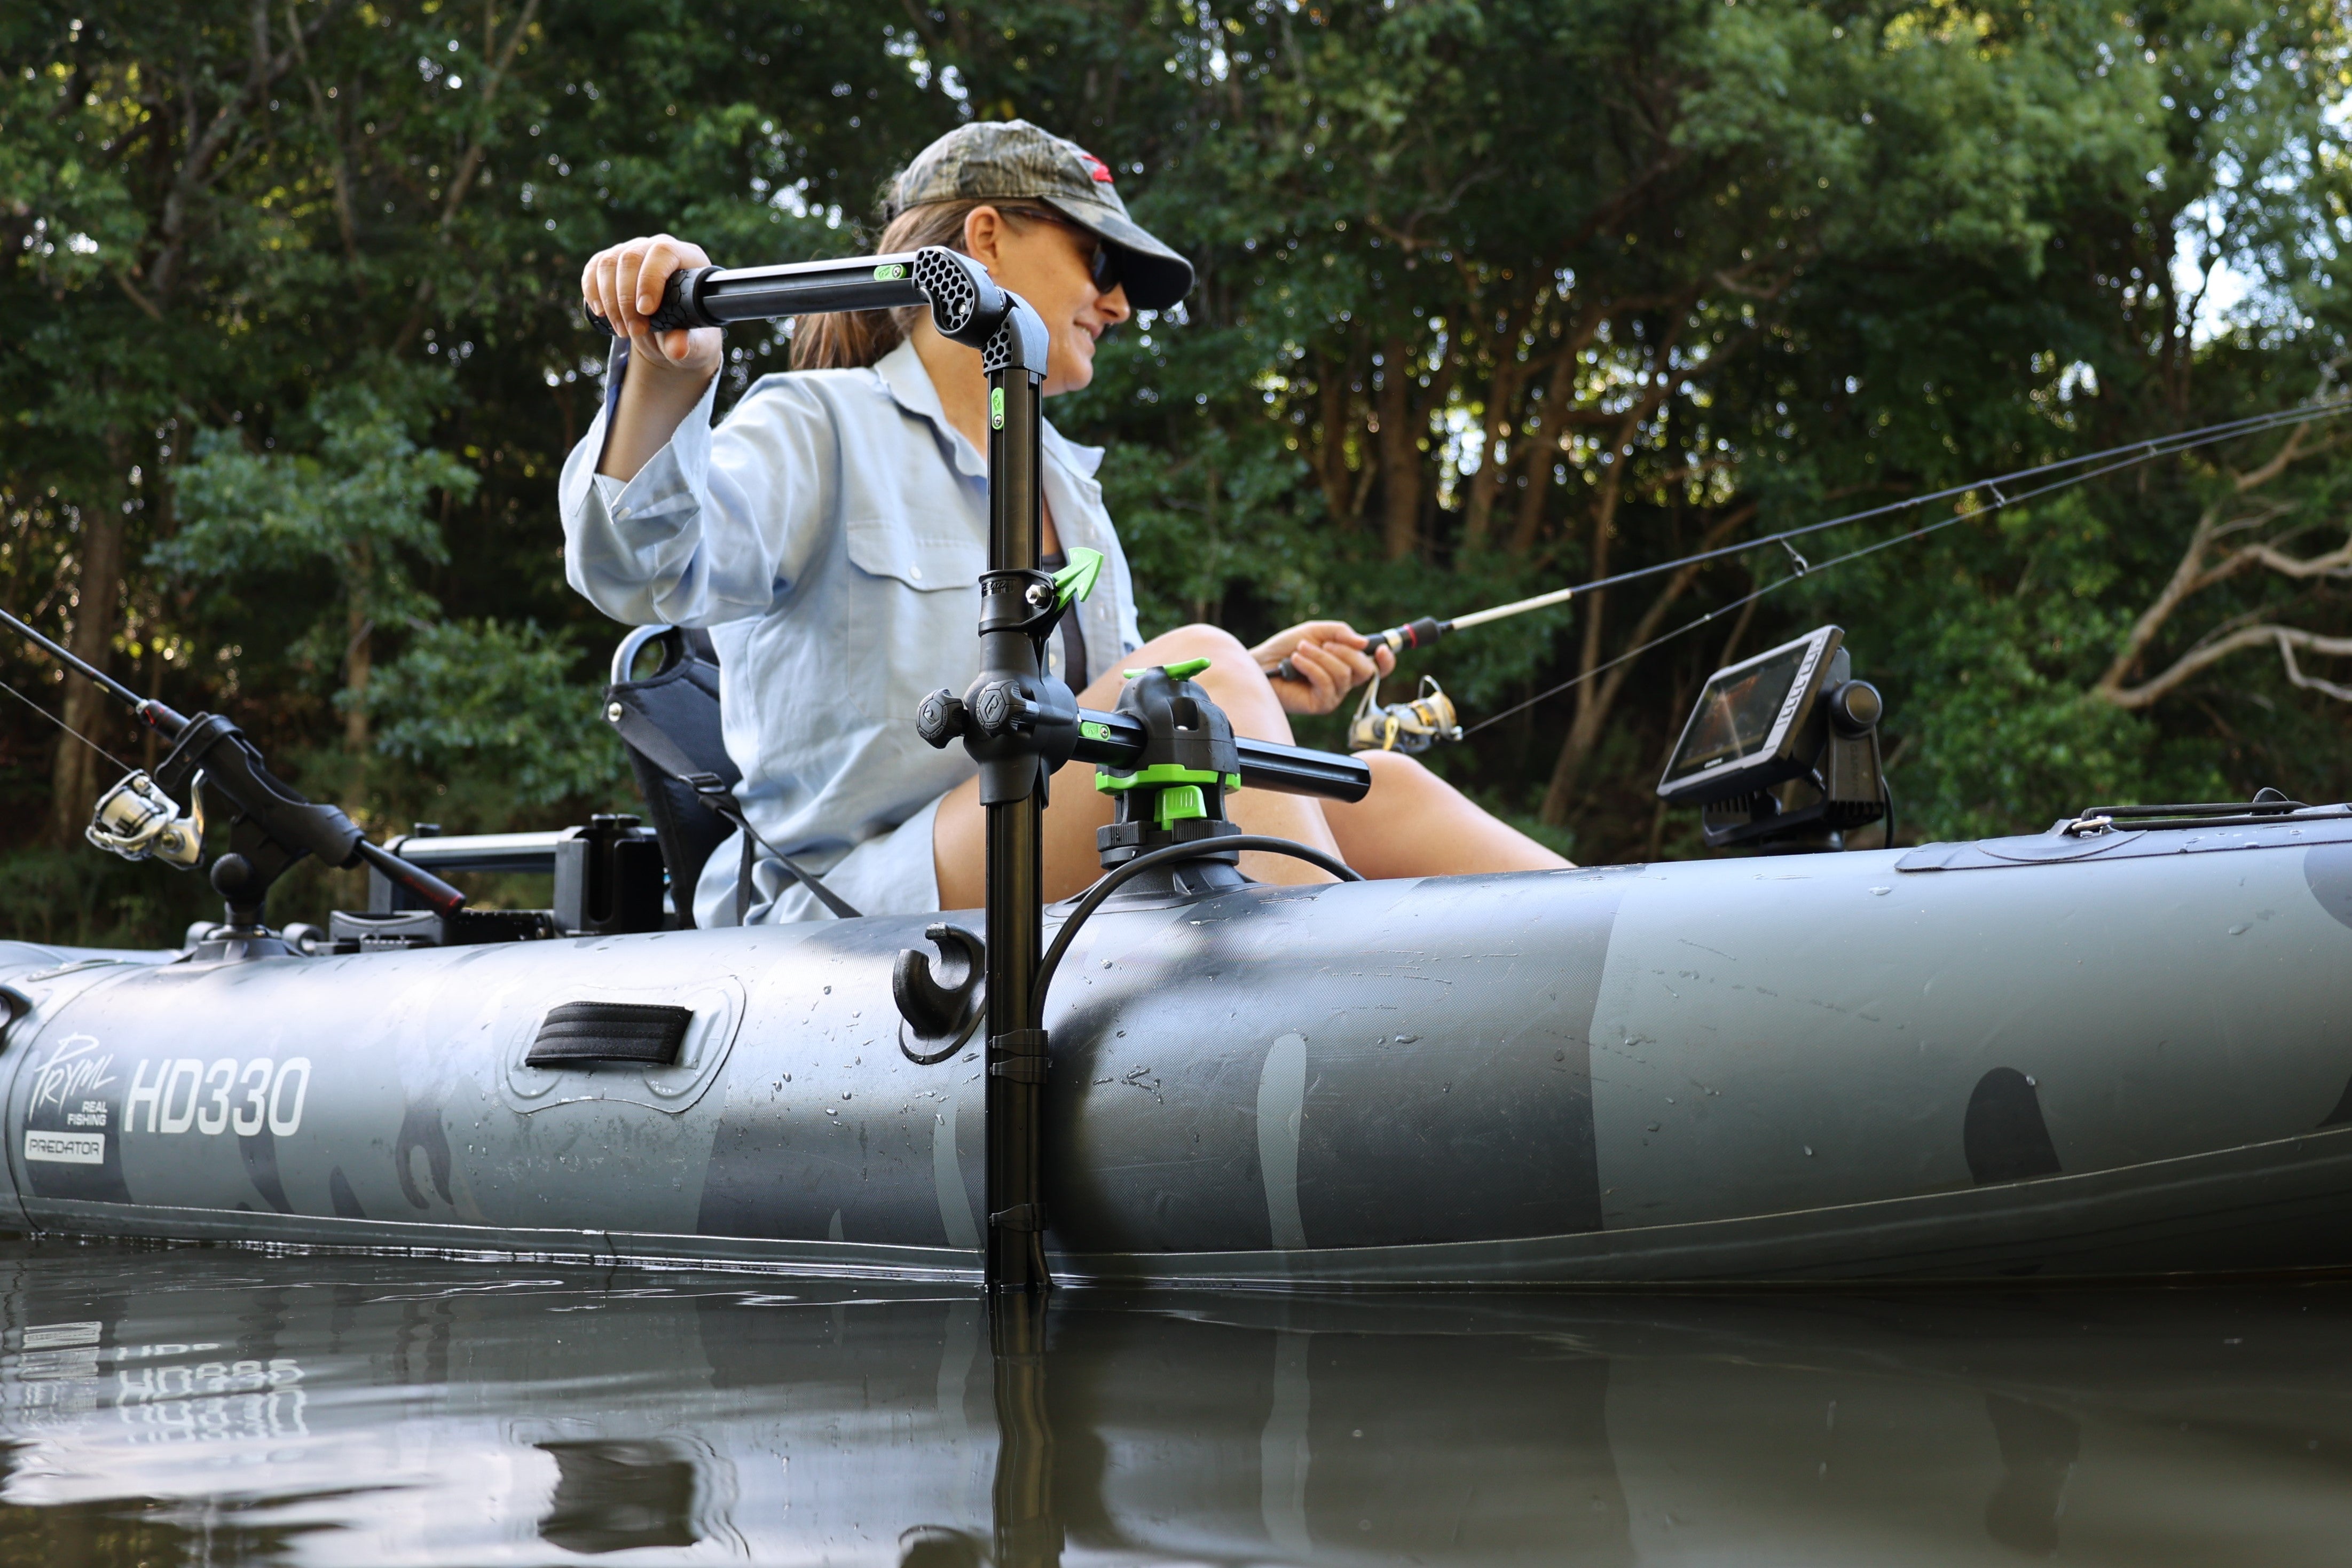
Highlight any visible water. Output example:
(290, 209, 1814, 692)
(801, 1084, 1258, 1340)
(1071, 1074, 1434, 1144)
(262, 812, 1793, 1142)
(2, 1236, 2348, 1564)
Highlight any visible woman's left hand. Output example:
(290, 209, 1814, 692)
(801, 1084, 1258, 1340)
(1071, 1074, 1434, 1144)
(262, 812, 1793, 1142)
(1251, 621, 1396, 715)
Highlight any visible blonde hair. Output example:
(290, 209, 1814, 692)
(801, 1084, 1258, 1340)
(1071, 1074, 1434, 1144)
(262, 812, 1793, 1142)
(789, 199, 1060, 371)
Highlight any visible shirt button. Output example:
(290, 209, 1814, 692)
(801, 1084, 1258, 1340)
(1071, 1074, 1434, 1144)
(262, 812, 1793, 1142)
(909, 565, 922, 580)
(614, 505, 632, 519)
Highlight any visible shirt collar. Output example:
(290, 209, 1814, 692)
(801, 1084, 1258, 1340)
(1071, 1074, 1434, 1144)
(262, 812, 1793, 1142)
(875, 339, 987, 479)
(874, 337, 1106, 481)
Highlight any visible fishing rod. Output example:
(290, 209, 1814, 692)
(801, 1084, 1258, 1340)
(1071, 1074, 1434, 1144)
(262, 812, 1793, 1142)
(1305, 396, 2352, 747)
(1460, 398, 2352, 738)
(1, 604, 467, 943)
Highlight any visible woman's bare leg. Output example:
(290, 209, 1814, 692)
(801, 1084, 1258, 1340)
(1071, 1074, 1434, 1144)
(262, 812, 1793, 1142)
(934, 624, 1341, 908)
(1319, 750, 1571, 879)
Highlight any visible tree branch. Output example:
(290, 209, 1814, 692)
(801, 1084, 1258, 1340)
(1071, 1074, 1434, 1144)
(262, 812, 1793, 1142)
(2094, 415, 2338, 699)
(2104, 624, 2352, 710)
(394, 0, 544, 352)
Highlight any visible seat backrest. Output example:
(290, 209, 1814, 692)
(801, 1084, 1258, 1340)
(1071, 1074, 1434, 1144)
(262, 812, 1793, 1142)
(605, 627, 737, 928)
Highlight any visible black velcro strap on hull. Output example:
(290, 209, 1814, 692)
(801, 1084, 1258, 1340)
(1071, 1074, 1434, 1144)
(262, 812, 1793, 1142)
(528, 1002, 692, 1068)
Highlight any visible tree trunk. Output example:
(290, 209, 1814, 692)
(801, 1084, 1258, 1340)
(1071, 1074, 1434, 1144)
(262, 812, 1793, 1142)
(47, 474, 129, 845)
(1538, 474, 1624, 824)
(1377, 335, 1419, 561)
(343, 602, 373, 761)
(343, 537, 375, 774)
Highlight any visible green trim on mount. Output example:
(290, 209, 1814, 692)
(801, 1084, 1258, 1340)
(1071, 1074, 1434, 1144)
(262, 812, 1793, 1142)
(1095, 762, 1224, 794)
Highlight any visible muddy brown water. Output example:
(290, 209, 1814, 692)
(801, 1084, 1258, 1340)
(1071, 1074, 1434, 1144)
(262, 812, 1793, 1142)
(1, 1235, 2348, 1564)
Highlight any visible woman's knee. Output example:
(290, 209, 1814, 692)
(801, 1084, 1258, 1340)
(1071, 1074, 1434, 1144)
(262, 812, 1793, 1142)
(1136, 623, 1252, 668)
(1358, 748, 1436, 795)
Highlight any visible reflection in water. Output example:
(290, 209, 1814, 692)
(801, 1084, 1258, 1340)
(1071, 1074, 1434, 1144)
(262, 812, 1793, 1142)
(0, 1238, 2348, 1564)
(1982, 1395, 2081, 1557)
(538, 1440, 705, 1555)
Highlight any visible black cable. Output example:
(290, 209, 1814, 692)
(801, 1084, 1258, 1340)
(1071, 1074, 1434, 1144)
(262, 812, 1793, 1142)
(1029, 836, 1362, 1031)
(1874, 728, 1895, 850)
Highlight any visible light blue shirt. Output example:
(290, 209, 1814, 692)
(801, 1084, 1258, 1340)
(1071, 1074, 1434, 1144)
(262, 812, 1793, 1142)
(560, 339, 1144, 924)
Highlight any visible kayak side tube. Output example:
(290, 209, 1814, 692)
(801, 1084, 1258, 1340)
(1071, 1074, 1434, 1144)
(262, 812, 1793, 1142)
(3, 826, 2351, 1283)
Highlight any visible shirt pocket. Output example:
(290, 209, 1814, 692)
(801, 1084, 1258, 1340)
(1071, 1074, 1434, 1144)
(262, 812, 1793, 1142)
(841, 516, 987, 722)
(844, 517, 987, 593)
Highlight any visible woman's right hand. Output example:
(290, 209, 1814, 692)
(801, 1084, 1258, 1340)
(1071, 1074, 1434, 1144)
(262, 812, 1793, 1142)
(581, 234, 723, 379)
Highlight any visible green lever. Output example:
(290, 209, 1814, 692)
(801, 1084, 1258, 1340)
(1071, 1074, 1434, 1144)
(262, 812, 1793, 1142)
(1052, 546, 1105, 610)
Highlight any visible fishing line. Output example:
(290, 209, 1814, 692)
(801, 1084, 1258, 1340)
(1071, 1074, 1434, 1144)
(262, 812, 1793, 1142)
(1560, 396, 2352, 608)
(1457, 417, 2316, 737)
(0, 671, 137, 770)
(1344, 396, 2352, 676)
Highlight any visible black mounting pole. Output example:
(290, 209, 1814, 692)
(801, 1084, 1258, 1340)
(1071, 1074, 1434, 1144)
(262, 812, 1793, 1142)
(611, 245, 1071, 1290)
(977, 321, 1056, 1293)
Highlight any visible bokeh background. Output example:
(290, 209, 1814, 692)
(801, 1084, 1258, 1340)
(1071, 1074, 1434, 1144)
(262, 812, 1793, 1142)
(3, 0, 2348, 943)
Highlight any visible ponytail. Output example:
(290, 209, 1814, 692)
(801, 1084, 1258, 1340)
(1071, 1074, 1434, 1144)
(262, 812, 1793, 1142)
(789, 198, 1056, 371)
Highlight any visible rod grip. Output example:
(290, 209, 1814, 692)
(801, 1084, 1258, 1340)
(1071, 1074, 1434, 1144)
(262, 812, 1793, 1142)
(585, 266, 715, 337)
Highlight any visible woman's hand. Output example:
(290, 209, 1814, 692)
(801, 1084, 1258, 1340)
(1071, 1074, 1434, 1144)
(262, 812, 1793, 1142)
(580, 233, 723, 379)
(584, 235, 723, 480)
(1250, 621, 1396, 715)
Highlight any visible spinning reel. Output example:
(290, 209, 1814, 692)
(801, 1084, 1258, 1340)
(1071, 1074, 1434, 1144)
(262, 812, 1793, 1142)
(1347, 675, 1462, 755)
(86, 770, 206, 869)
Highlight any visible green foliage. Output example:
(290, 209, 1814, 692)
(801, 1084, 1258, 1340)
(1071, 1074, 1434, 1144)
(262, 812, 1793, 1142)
(4, 0, 2351, 948)
(158, 373, 477, 659)
(364, 618, 629, 815)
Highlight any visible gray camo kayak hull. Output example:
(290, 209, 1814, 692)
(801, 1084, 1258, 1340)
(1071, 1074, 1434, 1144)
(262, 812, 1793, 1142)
(5, 817, 2351, 1284)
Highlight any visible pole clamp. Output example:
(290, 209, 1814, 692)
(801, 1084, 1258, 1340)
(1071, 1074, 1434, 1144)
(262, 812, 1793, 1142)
(990, 1027, 1050, 1059)
(989, 1055, 1052, 1084)
(990, 1203, 1046, 1232)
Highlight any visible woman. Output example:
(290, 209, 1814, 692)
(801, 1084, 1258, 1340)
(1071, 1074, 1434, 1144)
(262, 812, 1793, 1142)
(564, 120, 1565, 924)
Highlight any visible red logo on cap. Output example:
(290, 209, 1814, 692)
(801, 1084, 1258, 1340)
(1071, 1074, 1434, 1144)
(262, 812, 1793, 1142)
(1075, 148, 1115, 184)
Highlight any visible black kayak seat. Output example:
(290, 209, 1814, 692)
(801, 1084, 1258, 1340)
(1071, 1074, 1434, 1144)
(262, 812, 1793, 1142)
(605, 626, 736, 927)
(605, 626, 860, 925)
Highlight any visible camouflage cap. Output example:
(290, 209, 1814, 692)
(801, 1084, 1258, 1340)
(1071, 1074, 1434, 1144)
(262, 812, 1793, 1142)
(889, 120, 1194, 311)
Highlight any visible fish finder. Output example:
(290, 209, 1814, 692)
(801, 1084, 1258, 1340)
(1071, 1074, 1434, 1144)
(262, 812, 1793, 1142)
(1659, 625, 1889, 850)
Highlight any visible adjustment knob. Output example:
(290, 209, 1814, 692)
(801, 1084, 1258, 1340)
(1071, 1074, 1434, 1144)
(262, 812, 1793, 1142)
(970, 679, 1039, 737)
(1827, 680, 1883, 736)
(916, 689, 965, 748)
(971, 681, 1013, 736)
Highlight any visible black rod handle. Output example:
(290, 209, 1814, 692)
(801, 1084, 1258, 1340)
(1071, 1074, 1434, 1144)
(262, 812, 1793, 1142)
(352, 838, 468, 916)
(1272, 614, 1449, 683)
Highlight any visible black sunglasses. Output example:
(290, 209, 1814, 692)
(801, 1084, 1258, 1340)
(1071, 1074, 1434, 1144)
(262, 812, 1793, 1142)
(1017, 208, 1124, 294)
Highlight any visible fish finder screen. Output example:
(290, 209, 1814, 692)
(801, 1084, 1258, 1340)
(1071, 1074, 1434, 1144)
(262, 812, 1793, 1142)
(1665, 643, 1809, 783)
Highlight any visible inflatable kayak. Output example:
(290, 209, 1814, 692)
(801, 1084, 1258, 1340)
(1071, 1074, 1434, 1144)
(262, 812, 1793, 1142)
(6, 794, 2352, 1285)
(7, 249, 2350, 1286)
